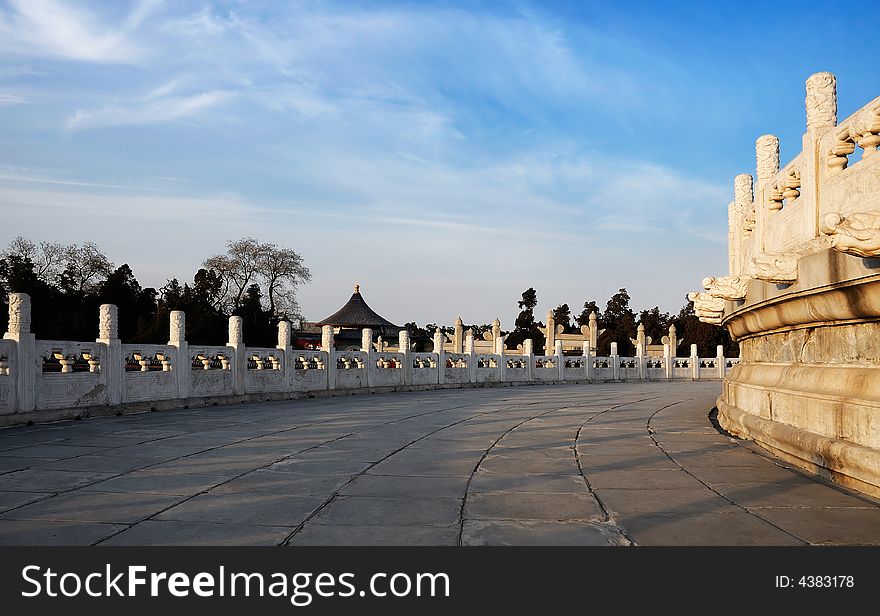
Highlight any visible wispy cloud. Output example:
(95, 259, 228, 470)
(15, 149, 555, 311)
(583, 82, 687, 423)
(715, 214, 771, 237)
(0, 93, 26, 105)
(0, 0, 149, 63)
(66, 89, 235, 129)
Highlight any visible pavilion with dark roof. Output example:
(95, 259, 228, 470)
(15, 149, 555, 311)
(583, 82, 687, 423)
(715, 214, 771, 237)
(315, 284, 401, 349)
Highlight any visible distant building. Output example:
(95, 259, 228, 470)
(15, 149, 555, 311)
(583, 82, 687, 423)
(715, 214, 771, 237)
(313, 284, 401, 350)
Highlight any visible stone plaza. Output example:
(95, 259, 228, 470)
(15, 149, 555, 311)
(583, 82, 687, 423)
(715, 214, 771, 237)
(1, 382, 878, 546)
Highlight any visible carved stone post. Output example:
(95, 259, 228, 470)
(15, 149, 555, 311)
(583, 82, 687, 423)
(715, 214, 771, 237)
(399, 330, 412, 386)
(667, 324, 678, 357)
(636, 323, 647, 381)
(555, 339, 564, 381)
(433, 330, 445, 386)
(734, 174, 754, 273)
(466, 332, 476, 384)
(663, 343, 672, 381)
(610, 341, 619, 381)
(544, 311, 556, 357)
(588, 311, 598, 354)
(96, 304, 123, 406)
(276, 320, 292, 383)
(524, 338, 534, 382)
(582, 340, 591, 382)
(227, 316, 245, 395)
(803, 72, 838, 239)
(495, 334, 507, 382)
(717, 344, 726, 379)
(3, 293, 35, 413)
(690, 343, 699, 380)
(756, 134, 780, 251)
(453, 317, 464, 354)
(321, 324, 335, 390)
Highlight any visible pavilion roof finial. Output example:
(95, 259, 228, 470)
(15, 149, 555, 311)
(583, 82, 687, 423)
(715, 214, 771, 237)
(354, 283, 360, 294)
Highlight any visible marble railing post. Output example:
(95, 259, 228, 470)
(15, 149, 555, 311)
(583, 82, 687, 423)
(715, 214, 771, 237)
(227, 316, 245, 395)
(97, 304, 123, 405)
(635, 325, 646, 381)
(453, 317, 464, 354)
(524, 338, 534, 382)
(433, 331, 445, 385)
(465, 333, 476, 383)
(717, 345, 726, 379)
(802, 72, 837, 239)
(399, 330, 412, 386)
(582, 341, 592, 381)
(495, 334, 506, 382)
(3, 293, 34, 413)
(610, 342, 620, 381)
(755, 134, 780, 252)
(555, 340, 564, 381)
(321, 325, 336, 390)
(363, 328, 375, 387)
(690, 344, 699, 380)
(663, 343, 672, 381)
(277, 320, 292, 382)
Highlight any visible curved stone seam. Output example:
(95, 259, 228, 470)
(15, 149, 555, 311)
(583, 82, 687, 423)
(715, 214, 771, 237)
(646, 400, 808, 545)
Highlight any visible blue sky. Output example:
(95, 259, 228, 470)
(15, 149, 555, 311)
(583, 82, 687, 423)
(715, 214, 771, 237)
(1, 0, 878, 328)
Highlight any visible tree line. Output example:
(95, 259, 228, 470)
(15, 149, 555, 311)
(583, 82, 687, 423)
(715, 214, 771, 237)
(404, 287, 737, 357)
(0, 236, 310, 347)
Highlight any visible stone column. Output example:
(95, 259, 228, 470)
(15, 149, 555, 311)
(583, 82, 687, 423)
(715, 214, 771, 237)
(667, 324, 678, 357)
(635, 323, 647, 381)
(588, 311, 598, 354)
(96, 304, 123, 405)
(690, 343, 699, 380)
(555, 339, 564, 381)
(803, 72, 838, 239)
(433, 331, 445, 385)
(495, 334, 507, 382)
(227, 316, 245, 395)
(734, 174, 754, 274)
(465, 332, 476, 384)
(544, 311, 556, 356)
(717, 344, 726, 379)
(399, 330, 412, 386)
(362, 328, 374, 386)
(453, 317, 464, 354)
(361, 328, 373, 352)
(755, 134, 780, 252)
(3, 293, 35, 413)
(277, 320, 292, 383)
(610, 341, 619, 381)
(582, 340, 591, 382)
(663, 343, 672, 381)
(524, 338, 534, 382)
(321, 324, 336, 390)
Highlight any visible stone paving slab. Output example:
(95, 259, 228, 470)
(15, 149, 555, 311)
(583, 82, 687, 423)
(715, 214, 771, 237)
(155, 493, 325, 526)
(0, 520, 127, 546)
(0, 382, 878, 545)
(461, 519, 625, 546)
(101, 520, 292, 546)
(311, 495, 461, 527)
(290, 523, 460, 546)
(0, 490, 184, 524)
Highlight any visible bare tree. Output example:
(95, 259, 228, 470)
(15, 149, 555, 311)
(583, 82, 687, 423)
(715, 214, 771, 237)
(258, 243, 311, 318)
(203, 238, 311, 317)
(203, 238, 263, 311)
(60, 241, 115, 293)
(3, 235, 65, 284)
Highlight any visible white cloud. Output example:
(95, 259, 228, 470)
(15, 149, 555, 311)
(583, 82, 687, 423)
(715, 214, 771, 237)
(66, 90, 235, 129)
(0, 93, 26, 105)
(0, 0, 146, 63)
